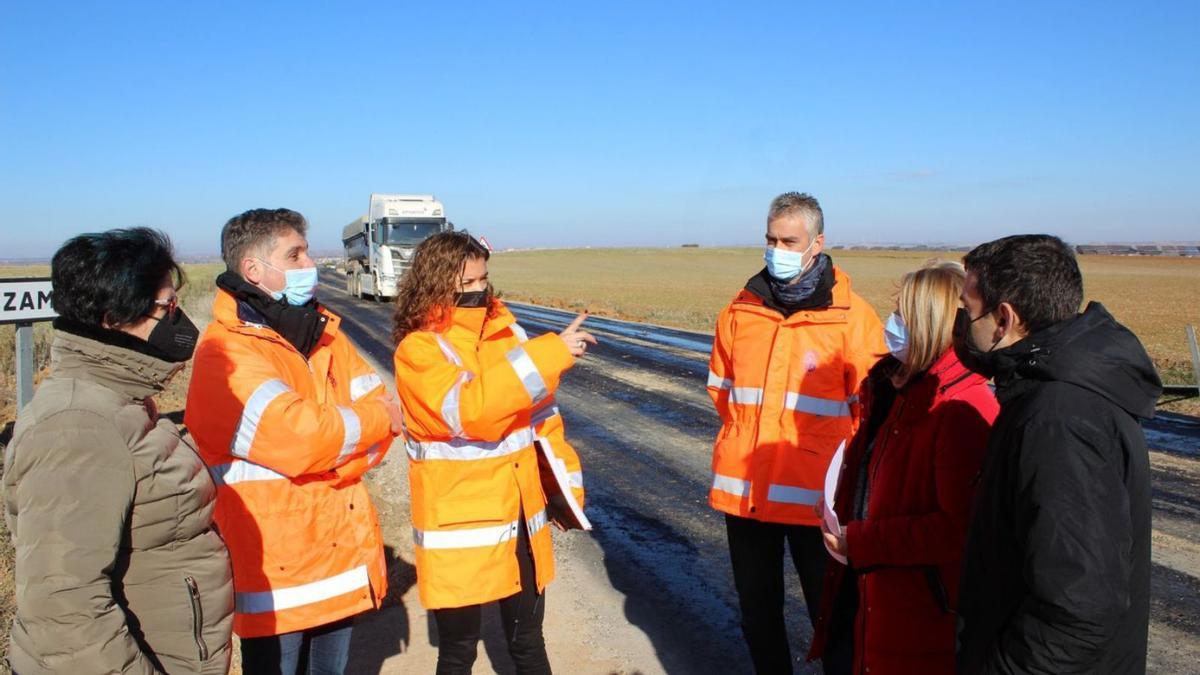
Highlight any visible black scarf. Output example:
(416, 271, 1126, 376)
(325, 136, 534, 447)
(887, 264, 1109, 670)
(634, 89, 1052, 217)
(53, 316, 177, 363)
(745, 254, 836, 317)
(215, 272, 328, 357)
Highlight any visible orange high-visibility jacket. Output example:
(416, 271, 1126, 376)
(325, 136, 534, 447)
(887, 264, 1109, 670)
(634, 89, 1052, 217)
(393, 301, 584, 610)
(708, 267, 885, 526)
(185, 289, 395, 637)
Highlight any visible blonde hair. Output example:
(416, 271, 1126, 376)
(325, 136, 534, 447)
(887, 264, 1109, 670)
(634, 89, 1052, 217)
(895, 260, 966, 382)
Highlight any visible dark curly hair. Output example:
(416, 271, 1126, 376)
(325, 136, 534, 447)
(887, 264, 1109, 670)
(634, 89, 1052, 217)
(51, 227, 185, 328)
(392, 232, 494, 343)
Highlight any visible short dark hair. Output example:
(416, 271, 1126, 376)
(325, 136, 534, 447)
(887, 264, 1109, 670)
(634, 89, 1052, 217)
(963, 234, 1083, 334)
(51, 227, 184, 328)
(221, 208, 308, 272)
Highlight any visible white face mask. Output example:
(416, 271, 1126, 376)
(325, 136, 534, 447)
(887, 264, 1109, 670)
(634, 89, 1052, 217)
(884, 311, 909, 362)
(257, 258, 319, 306)
(763, 238, 818, 281)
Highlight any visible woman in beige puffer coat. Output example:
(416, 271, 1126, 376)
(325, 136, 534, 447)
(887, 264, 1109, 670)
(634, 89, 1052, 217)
(3, 228, 233, 674)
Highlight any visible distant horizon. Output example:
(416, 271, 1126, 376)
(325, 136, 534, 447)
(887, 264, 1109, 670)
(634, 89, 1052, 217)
(4, 239, 1200, 266)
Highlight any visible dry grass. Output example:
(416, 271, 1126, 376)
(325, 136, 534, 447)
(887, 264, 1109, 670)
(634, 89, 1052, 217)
(0, 509, 11, 668)
(490, 248, 1200, 411)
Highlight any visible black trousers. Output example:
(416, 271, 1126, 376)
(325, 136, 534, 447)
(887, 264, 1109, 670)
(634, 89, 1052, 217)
(725, 514, 831, 674)
(432, 522, 550, 675)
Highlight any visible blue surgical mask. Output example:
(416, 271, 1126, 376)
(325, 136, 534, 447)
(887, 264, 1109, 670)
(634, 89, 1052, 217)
(258, 260, 319, 306)
(884, 311, 909, 362)
(764, 239, 817, 281)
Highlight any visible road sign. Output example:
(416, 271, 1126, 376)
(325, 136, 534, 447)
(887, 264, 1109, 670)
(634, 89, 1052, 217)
(2, 277, 56, 410)
(1, 277, 57, 325)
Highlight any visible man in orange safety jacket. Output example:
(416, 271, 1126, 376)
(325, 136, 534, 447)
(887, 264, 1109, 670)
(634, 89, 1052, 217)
(185, 208, 404, 674)
(707, 192, 885, 674)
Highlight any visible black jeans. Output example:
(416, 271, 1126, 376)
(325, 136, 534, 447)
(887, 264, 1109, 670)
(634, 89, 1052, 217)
(432, 522, 550, 675)
(725, 514, 829, 674)
(240, 617, 353, 675)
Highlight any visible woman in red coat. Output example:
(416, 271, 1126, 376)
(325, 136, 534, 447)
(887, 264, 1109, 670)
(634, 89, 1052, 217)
(808, 260, 999, 675)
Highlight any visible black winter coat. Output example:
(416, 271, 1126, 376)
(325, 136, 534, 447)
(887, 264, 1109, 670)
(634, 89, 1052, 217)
(957, 302, 1162, 674)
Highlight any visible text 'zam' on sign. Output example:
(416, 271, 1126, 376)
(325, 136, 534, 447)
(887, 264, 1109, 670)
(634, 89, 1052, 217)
(0, 278, 57, 325)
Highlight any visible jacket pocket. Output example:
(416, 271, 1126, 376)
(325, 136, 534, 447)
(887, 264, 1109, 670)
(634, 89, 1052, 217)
(435, 496, 509, 528)
(185, 576, 210, 661)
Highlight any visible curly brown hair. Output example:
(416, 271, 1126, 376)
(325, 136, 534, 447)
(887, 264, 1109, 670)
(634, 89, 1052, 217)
(392, 231, 494, 343)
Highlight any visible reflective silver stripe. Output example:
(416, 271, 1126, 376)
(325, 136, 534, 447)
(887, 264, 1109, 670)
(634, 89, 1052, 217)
(729, 387, 764, 406)
(231, 379, 292, 458)
(337, 406, 362, 459)
(767, 483, 822, 506)
(707, 371, 732, 390)
(567, 471, 583, 489)
(442, 372, 470, 437)
(406, 427, 535, 461)
(506, 345, 548, 404)
(784, 392, 851, 417)
(414, 520, 521, 549)
(365, 441, 385, 465)
(235, 565, 369, 614)
(711, 473, 750, 497)
(510, 323, 529, 342)
(526, 509, 548, 536)
(350, 373, 383, 401)
(530, 398, 560, 427)
(435, 334, 462, 366)
(209, 460, 288, 486)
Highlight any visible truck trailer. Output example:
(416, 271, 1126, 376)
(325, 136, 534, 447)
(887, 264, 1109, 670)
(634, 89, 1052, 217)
(342, 193, 451, 300)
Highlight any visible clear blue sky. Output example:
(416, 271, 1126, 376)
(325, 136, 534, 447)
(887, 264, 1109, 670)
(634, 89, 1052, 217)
(2, 1, 1197, 258)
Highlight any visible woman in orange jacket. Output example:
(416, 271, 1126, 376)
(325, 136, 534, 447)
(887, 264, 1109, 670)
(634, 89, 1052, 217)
(392, 231, 594, 675)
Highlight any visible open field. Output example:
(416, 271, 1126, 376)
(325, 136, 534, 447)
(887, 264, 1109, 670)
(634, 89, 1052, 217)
(490, 247, 1200, 396)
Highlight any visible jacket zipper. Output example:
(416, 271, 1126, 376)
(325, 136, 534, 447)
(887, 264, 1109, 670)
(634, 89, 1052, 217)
(937, 370, 973, 395)
(185, 576, 209, 661)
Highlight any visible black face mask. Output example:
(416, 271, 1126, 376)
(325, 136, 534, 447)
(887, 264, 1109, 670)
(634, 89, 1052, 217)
(146, 308, 200, 362)
(455, 290, 490, 308)
(952, 306, 1001, 379)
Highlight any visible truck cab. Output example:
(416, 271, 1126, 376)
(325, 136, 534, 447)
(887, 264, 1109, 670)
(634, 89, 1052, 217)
(343, 194, 451, 300)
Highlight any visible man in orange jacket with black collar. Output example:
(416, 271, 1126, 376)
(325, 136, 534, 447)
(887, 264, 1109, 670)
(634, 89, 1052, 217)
(186, 208, 404, 674)
(707, 192, 885, 674)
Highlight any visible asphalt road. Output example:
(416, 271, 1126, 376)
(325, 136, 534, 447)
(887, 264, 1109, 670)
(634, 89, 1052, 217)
(318, 270, 1200, 674)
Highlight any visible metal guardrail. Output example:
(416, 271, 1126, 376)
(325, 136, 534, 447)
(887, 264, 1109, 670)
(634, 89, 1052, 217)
(1160, 325, 1200, 397)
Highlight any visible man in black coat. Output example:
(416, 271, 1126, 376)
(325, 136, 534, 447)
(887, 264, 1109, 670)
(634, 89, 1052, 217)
(954, 234, 1161, 675)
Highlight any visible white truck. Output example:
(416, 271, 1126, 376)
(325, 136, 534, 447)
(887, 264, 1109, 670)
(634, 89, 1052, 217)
(342, 193, 451, 300)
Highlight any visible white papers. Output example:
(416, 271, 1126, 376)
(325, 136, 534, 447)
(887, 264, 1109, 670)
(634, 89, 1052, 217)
(822, 440, 847, 564)
(536, 438, 592, 531)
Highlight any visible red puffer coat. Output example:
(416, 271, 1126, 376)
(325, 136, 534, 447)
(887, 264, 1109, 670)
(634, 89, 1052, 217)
(809, 349, 998, 674)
